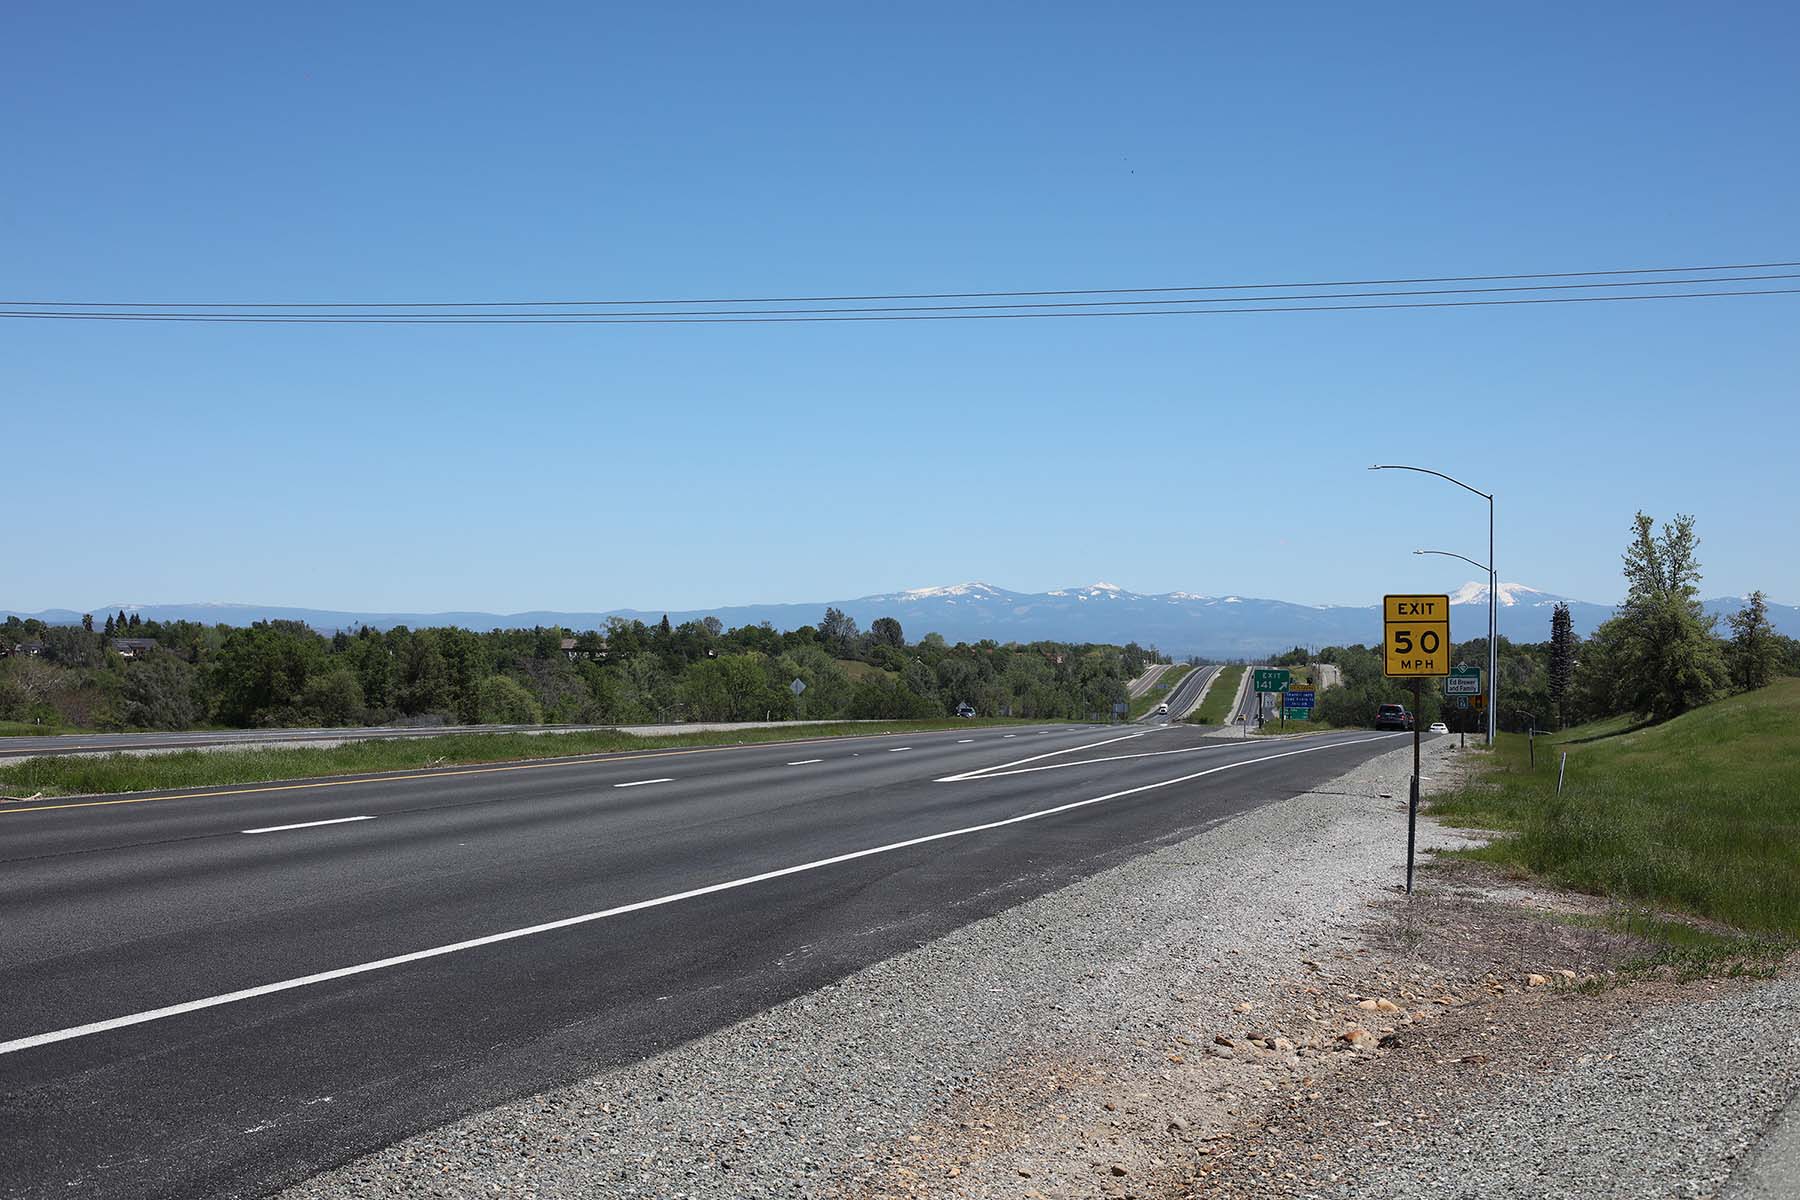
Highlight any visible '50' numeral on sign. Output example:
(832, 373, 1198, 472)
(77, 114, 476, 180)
(1392, 629, 1441, 655)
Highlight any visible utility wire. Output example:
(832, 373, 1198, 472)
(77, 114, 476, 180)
(5, 288, 1797, 324)
(3, 272, 1794, 321)
(5, 259, 1798, 309)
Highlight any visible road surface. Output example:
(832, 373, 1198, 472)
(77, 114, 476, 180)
(1, 721, 1406, 1199)
(1137, 663, 1218, 723)
(1124, 662, 1171, 699)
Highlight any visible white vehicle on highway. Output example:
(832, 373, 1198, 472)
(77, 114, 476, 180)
(1156, 703, 1169, 715)
(1428, 721, 1449, 733)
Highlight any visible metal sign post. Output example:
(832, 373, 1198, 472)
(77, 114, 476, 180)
(1408, 677, 1422, 894)
(1383, 594, 1450, 897)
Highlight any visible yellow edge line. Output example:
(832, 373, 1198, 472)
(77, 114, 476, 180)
(0, 726, 1017, 817)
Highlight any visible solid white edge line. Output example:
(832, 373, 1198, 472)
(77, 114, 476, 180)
(0, 733, 1400, 1058)
(612, 778, 675, 788)
(240, 816, 375, 835)
(785, 759, 824, 766)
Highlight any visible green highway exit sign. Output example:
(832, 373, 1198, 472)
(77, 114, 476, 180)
(1445, 666, 1482, 697)
(1253, 668, 1291, 692)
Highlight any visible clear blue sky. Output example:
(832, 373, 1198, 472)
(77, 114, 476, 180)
(8, 1, 1796, 614)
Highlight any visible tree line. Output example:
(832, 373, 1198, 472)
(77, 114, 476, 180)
(0, 606, 1153, 732)
(1291, 512, 1797, 732)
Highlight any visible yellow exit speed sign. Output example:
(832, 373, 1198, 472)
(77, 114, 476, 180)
(1383, 594, 1450, 677)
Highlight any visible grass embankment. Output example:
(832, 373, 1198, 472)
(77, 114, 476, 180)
(0, 718, 1037, 799)
(1185, 664, 1245, 724)
(1128, 663, 1193, 720)
(1431, 678, 1800, 941)
(0, 721, 77, 737)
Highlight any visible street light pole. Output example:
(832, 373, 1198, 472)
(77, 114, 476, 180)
(1372, 465, 1497, 744)
(1413, 546, 1491, 739)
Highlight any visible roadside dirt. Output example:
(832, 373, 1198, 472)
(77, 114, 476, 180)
(851, 759, 1788, 1200)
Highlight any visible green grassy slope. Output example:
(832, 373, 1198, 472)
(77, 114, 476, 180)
(1431, 678, 1800, 935)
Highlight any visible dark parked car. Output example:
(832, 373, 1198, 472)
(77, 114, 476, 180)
(955, 702, 976, 718)
(1375, 703, 1414, 731)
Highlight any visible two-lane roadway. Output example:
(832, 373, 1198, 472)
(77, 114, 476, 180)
(1, 721, 1408, 1199)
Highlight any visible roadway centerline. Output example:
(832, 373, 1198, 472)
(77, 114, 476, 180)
(0, 733, 1398, 1059)
(240, 816, 375, 835)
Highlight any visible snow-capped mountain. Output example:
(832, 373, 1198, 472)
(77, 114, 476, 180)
(7, 583, 1794, 658)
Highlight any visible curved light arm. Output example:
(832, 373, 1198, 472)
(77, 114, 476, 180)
(1414, 547, 1492, 573)
(1369, 463, 1493, 501)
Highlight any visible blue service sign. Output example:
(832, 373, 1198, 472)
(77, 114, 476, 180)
(1284, 690, 1316, 708)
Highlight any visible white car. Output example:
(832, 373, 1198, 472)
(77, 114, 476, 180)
(1156, 703, 1169, 715)
(1428, 721, 1449, 733)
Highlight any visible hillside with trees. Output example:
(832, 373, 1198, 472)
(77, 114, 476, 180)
(0, 606, 1152, 733)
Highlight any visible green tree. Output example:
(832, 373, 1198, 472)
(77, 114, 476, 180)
(119, 653, 202, 729)
(302, 667, 366, 725)
(870, 617, 905, 649)
(682, 654, 783, 721)
(1614, 512, 1727, 721)
(475, 674, 544, 724)
(820, 607, 860, 658)
(1727, 590, 1781, 693)
(210, 621, 328, 725)
(1547, 602, 1577, 728)
(82, 613, 94, 633)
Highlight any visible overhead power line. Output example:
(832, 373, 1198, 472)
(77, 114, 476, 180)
(5, 259, 1797, 310)
(5, 288, 1798, 324)
(4, 272, 1796, 321)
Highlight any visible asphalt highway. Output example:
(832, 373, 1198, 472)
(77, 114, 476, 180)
(1160, 663, 1220, 721)
(0, 721, 1409, 1199)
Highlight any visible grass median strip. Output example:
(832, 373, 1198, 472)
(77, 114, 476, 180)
(1429, 678, 1800, 941)
(0, 718, 1038, 801)
(1186, 664, 1245, 725)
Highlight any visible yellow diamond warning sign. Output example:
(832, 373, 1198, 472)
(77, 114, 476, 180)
(1383, 594, 1450, 677)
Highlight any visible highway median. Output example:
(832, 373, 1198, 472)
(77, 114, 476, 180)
(1185, 664, 1245, 724)
(0, 718, 1043, 800)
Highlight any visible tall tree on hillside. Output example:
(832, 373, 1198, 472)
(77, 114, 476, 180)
(81, 613, 94, 633)
(1727, 590, 1780, 693)
(103, 614, 116, 638)
(127, 612, 141, 631)
(1547, 602, 1577, 727)
(820, 607, 860, 657)
(1616, 512, 1727, 721)
(870, 616, 905, 649)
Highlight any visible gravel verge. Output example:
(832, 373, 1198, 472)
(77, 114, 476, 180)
(284, 737, 1464, 1199)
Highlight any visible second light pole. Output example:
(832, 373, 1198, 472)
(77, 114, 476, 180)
(1371, 464, 1497, 744)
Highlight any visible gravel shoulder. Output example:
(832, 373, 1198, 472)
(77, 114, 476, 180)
(283, 735, 1799, 1199)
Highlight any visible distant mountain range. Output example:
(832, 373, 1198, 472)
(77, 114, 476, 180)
(9, 582, 1795, 658)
